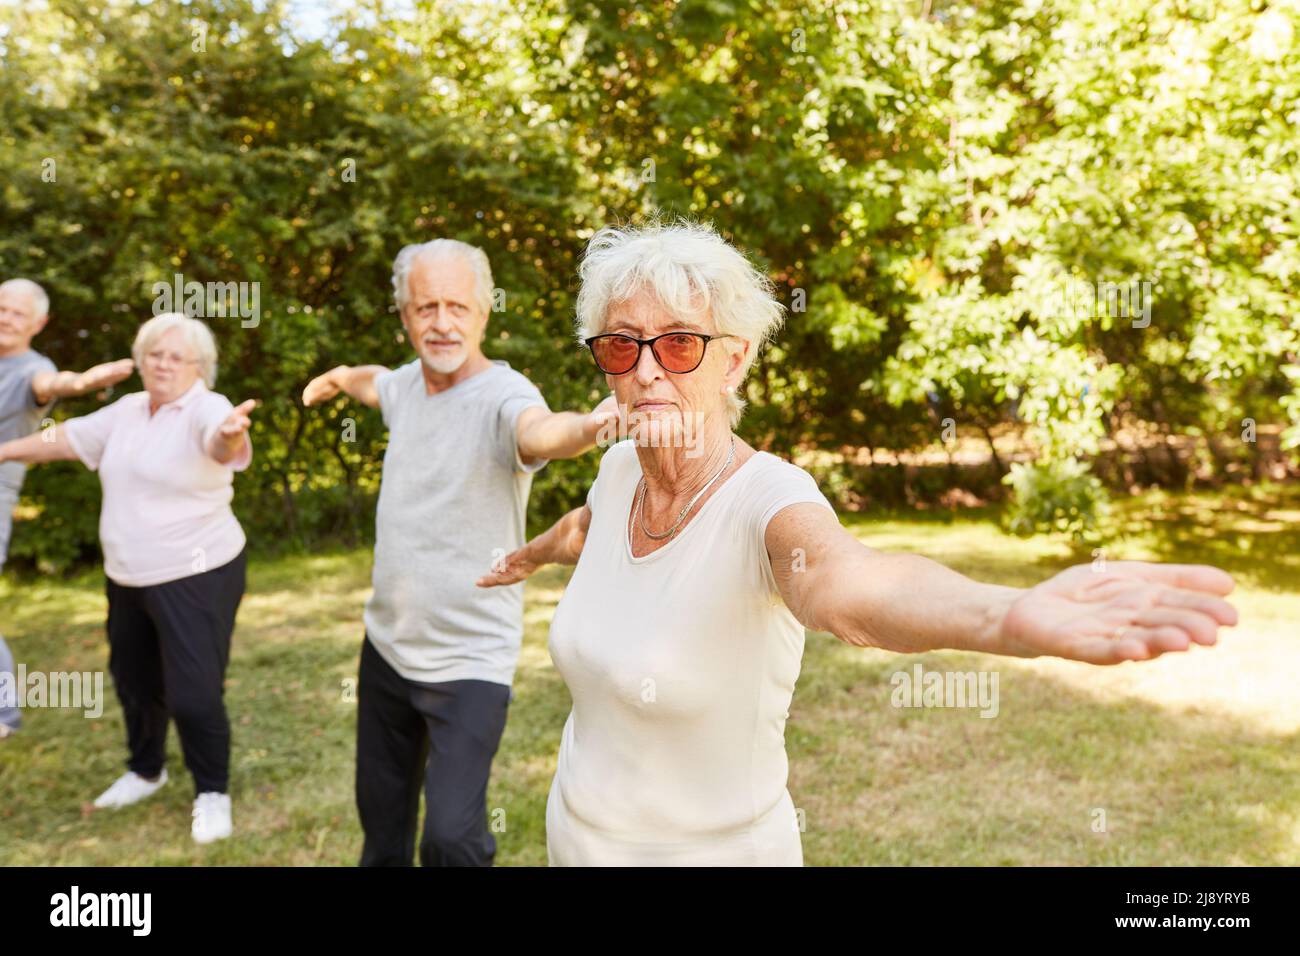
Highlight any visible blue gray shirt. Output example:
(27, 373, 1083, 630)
(0, 350, 57, 491)
(0, 349, 57, 566)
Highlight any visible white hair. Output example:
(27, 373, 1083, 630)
(574, 218, 786, 427)
(0, 278, 50, 320)
(133, 313, 219, 388)
(391, 239, 494, 317)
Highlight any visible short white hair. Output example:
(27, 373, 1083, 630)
(574, 218, 785, 427)
(133, 313, 219, 388)
(391, 239, 494, 317)
(0, 278, 50, 320)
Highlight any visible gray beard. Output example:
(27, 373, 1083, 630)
(420, 347, 467, 375)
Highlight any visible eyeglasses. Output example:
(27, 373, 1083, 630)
(584, 332, 739, 376)
(144, 350, 198, 368)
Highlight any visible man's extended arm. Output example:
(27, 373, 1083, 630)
(30, 358, 135, 406)
(514, 395, 619, 465)
(301, 365, 388, 409)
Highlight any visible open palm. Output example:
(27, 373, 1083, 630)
(1000, 561, 1238, 665)
(475, 547, 539, 588)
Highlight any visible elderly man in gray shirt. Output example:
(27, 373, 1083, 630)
(303, 239, 615, 866)
(0, 278, 134, 737)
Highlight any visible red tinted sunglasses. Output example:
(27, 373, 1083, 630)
(584, 332, 738, 375)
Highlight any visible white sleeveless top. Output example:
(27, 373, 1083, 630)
(546, 439, 837, 865)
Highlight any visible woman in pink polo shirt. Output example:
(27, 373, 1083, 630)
(0, 312, 256, 845)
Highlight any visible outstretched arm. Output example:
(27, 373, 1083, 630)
(0, 426, 81, 466)
(476, 503, 592, 587)
(767, 503, 1238, 665)
(515, 394, 619, 465)
(30, 358, 135, 405)
(302, 365, 388, 409)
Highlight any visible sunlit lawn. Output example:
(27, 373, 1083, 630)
(1, 485, 1296, 866)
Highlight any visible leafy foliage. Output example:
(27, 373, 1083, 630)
(1, 0, 1295, 569)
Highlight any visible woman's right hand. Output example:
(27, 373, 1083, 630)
(476, 546, 541, 588)
(476, 503, 590, 588)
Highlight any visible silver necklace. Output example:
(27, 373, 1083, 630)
(634, 437, 736, 541)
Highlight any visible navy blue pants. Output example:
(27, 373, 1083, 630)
(105, 549, 246, 795)
(355, 635, 511, 867)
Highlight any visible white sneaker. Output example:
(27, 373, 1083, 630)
(191, 791, 232, 844)
(92, 769, 168, 809)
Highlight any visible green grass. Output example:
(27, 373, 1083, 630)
(1, 485, 1297, 865)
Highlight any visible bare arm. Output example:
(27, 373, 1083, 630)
(475, 503, 592, 587)
(767, 503, 1238, 665)
(0, 426, 82, 466)
(30, 358, 135, 405)
(302, 365, 387, 409)
(515, 394, 619, 465)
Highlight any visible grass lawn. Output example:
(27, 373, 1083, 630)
(1, 485, 1296, 866)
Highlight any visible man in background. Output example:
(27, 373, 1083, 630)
(0, 277, 135, 737)
(303, 240, 615, 865)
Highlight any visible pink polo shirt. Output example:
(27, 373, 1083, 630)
(63, 379, 252, 587)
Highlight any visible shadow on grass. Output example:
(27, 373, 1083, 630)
(791, 634, 1300, 866)
(843, 482, 1300, 593)
(1105, 485, 1300, 592)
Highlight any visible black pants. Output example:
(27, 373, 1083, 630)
(355, 635, 512, 867)
(105, 549, 246, 796)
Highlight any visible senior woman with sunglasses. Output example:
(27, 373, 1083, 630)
(478, 220, 1239, 866)
(0, 312, 256, 845)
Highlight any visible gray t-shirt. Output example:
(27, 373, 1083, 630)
(0, 350, 57, 493)
(0, 350, 56, 568)
(363, 358, 550, 686)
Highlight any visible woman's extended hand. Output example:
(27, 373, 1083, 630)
(999, 561, 1238, 665)
(209, 399, 257, 464)
(475, 546, 541, 588)
(476, 504, 591, 588)
(218, 399, 257, 441)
